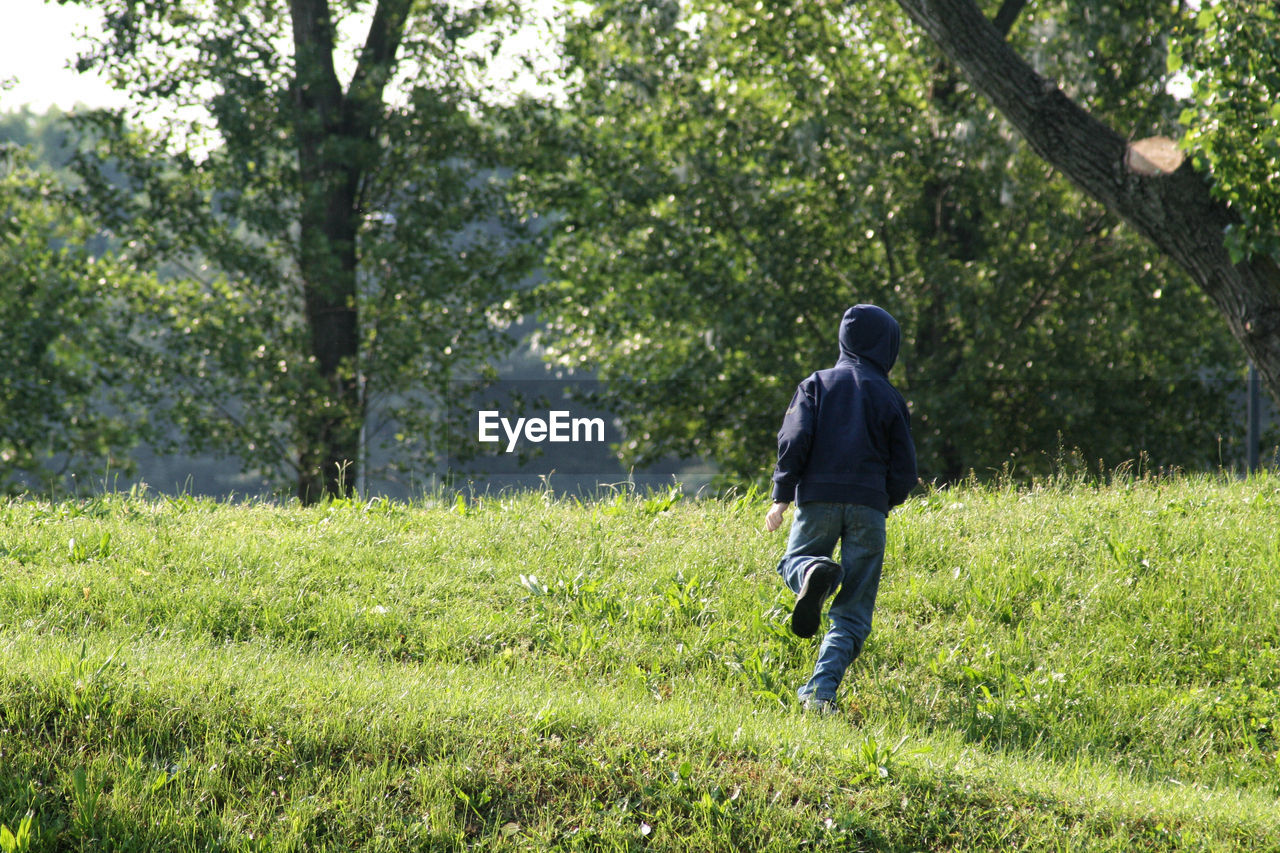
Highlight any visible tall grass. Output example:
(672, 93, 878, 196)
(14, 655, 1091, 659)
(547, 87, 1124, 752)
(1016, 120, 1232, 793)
(0, 475, 1277, 850)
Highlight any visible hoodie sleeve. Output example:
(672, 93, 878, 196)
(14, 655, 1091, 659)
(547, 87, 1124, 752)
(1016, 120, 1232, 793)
(771, 378, 818, 503)
(885, 397, 918, 510)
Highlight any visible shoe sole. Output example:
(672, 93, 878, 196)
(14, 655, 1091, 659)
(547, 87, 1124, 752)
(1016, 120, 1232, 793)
(791, 559, 841, 639)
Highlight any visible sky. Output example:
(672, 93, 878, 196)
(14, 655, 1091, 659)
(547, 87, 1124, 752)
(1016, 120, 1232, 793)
(0, 0, 126, 111)
(0, 0, 566, 117)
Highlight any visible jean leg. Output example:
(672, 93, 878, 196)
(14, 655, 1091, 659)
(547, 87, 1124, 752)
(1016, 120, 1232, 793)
(801, 505, 886, 701)
(776, 503, 841, 594)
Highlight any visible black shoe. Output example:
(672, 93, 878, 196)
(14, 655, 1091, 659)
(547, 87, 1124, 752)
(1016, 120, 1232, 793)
(791, 557, 841, 639)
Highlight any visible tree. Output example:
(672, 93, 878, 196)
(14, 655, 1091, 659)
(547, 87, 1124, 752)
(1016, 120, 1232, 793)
(1170, 0, 1280, 263)
(0, 108, 77, 170)
(64, 0, 538, 502)
(892, 0, 1280, 404)
(531, 0, 1240, 483)
(0, 144, 156, 493)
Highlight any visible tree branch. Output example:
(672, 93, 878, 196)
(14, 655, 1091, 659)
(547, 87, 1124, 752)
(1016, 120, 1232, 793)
(349, 0, 414, 113)
(289, 0, 344, 121)
(1011, 211, 1108, 333)
(892, 0, 1280, 399)
(991, 0, 1029, 38)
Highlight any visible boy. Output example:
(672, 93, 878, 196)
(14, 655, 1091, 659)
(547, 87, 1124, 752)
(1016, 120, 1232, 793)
(765, 304, 917, 714)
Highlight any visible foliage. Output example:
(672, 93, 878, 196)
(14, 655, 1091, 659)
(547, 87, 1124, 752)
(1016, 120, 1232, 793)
(1, 476, 1279, 848)
(1170, 1, 1280, 262)
(63, 0, 542, 500)
(530, 0, 1241, 485)
(0, 144, 157, 494)
(0, 108, 77, 171)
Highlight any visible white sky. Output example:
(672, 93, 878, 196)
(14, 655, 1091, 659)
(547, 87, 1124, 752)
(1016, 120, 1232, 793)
(0, 0, 126, 111)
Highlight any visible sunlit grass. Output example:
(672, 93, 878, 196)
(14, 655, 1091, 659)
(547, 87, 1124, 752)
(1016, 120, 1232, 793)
(1, 475, 1277, 850)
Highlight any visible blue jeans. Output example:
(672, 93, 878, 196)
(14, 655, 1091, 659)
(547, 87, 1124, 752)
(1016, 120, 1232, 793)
(777, 502, 886, 702)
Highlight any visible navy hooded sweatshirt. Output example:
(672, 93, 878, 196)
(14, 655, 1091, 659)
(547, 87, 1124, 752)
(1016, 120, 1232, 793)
(771, 305, 917, 514)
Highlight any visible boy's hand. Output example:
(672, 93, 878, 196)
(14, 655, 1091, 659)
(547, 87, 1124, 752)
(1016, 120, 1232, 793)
(765, 501, 789, 533)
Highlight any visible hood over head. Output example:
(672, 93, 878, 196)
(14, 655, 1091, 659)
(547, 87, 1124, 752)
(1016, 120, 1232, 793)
(837, 304, 900, 374)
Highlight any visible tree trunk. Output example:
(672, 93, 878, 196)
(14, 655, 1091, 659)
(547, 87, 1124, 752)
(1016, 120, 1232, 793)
(288, 0, 411, 503)
(893, 0, 1280, 402)
(295, 190, 362, 504)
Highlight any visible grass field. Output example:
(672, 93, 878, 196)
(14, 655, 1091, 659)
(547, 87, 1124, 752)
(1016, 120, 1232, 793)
(1, 474, 1278, 851)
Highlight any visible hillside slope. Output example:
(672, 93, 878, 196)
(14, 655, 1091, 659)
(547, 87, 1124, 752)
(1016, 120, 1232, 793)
(1, 476, 1277, 850)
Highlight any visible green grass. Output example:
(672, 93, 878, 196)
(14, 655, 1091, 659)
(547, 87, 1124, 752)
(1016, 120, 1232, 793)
(0, 475, 1278, 851)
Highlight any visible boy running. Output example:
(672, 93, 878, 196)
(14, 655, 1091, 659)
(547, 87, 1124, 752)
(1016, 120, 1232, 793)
(765, 304, 917, 714)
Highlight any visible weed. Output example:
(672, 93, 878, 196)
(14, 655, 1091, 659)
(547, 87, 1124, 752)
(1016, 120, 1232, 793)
(0, 813, 35, 853)
(69, 767, 102, 839)
(60, 636, 122, 725)
(725, 647, 795, 707)
(842, 733, 926, 785)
